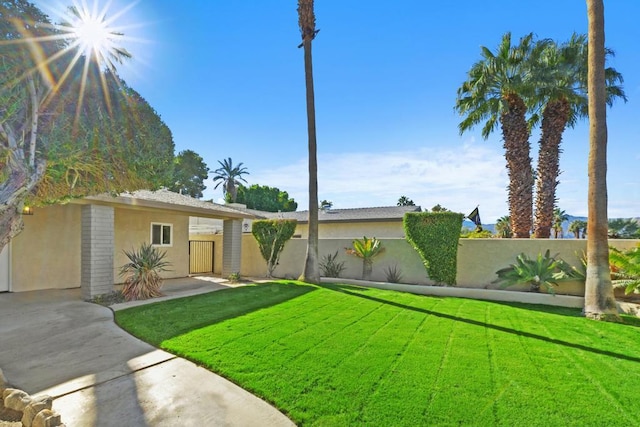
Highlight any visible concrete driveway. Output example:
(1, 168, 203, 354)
(0, 278, 295, 426)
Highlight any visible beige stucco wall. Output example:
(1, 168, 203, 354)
(194, 233, 638, 297)
(11, 204, 82, 291)
(114, 208, 190, 282)
(294, 220, 405, 239)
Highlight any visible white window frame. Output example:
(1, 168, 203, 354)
(151, 222, 173, 247)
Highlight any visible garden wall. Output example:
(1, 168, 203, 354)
(195, 234, 637, 296)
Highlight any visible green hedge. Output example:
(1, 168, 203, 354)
(403, 212, 464, 286)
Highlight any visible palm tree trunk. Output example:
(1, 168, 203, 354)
(500, 93, 533, 238)
(533, 99, 570, 238)
(298, 0, 320, 284)
(584, 0, 619, 321)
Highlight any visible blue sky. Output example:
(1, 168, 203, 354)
(37, 1, 639, 222)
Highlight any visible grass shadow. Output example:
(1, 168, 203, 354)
(115, 281, 318, 344)
(326, 283, 640, 364)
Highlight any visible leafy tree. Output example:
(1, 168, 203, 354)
(532, 35, 625, 238)
(251, 219, 297, 278)
(212, 157, 248, 203)
(456, 33, 542, 238)
(495, 215, 512, 238)
(569, 219, 587, 238)
(430, 204, 449, 212)
(297, 0, 320, 284)
(346, 236, 384, 281)
(320, 199, 332, 210)
(552, 208, 569, 239)
(236, 184, 297, 212)
(0, 1, 173, 251)
(607, 218, 639, 239)
(584, 0, 619, 321)
(397, 196, 415, 206)
(169, 150, 209, 198)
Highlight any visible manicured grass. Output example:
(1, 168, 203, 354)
(116, 281, 640, 426)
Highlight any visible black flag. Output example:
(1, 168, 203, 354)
(467, 207, 481, 226)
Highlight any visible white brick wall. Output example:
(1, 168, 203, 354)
(81, 205, 115, 299)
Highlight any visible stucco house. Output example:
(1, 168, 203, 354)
(0, 189, 256, 298)
(189, 205, 423, 239)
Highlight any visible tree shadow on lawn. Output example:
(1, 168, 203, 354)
(326, 284, 640, 364)
(116, 281, 318, 343)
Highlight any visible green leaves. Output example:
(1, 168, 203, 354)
(494, 250, 572, 294)
(252, 219, 297, 277)
(609, 244, 640, 295)
(119, 243, 171, 301)
(403, 212, 463, 286)
(346, 236, 384, 280)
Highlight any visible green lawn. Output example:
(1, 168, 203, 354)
(115, 281, 640, 426)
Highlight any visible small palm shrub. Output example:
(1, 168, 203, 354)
(493, 250, 572, 294)
(319, 251, 346, 278)
(346, 236, 384, 280)
(609, 244, 640, 295)
(384, 264, 403, 283)
(120, 243, 171, 301)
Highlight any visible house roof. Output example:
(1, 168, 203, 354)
(76, 189, 257, 220)
(259, 205, 422, 223)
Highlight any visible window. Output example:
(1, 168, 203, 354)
(151, 223, 172, 246)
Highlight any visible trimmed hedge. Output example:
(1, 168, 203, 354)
(252, 219, 297, 277)
(403, 212, 464, 285)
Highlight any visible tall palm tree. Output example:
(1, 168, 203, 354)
(456, 33, 541, 238)
(532, 35, 626, 238)
(212, 158, 248, 203)
(297, 0, 320, 284)
(552, 208, 569, 238)
(495, 215, 512, 238)
(584, 0, 619, 321)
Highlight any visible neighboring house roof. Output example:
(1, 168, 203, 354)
(259, 205, 422, 223)
(76, 189, 258, 220)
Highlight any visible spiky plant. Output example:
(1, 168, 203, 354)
(493, 250, 571, 294)
(609, 244, 640, 295)
(319, 251, 346, 278)
(120, 243, 171, 301)
(384, 264, 403, 283)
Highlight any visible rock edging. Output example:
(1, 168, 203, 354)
(0, 369, 64, 427)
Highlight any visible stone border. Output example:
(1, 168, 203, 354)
(0, 369, 64, 427)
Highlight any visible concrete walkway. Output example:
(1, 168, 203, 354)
(0, 277, 295, 426)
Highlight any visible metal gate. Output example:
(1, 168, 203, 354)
(189, 240, 214, 274)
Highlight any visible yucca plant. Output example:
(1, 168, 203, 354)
(493, 250, 571, 294)
(120, 243, 171, 301)
(609, 244, 640, 295)
(346, 236, 384, 280)
(319, 251, 346, 278)
(384, 264, 403, 283)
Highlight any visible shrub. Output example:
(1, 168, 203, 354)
(403, 212, 463, 286)
(120, 243, 171, 301)
(319, 251, 346, 278)
(384, 264, 403, 283)
(346, 236, 384, 280)
(227, 272, 241, 283)
(609, 244, 640, 295)
(252, 219, 297, 277)
(493, 250, 572, 294)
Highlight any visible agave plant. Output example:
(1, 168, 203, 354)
(346, 236, 384, 280)
(609, 244, 640, 295)
(120, 243, 171, 301)
(493, 250, 571, 294)
(319, 251, 346, 278)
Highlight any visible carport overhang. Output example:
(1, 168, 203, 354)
(71, 190, 257, 299)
